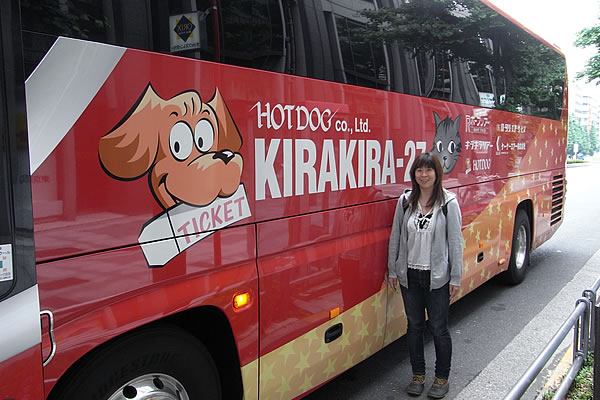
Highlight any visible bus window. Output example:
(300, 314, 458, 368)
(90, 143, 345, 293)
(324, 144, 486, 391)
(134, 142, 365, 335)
(356, 0, 565, 120)
(332, 14, 389, 90)
(220, 0, 286, 72)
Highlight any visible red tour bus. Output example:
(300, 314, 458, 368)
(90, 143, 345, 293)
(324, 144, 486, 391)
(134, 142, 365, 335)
(1, 0, 567, 399)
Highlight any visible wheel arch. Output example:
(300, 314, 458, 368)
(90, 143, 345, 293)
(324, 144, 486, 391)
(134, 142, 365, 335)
(46, 305, 244, 400)
(516, 199, 534, 249)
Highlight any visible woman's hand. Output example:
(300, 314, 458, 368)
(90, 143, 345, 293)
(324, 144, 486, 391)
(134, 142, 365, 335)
(388, 277, 399, 292)
(449, 284, 460, 299)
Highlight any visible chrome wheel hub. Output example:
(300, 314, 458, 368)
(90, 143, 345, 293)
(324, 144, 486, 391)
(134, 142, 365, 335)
(107, 373, 189, 400)
(514, 224, 527, 270)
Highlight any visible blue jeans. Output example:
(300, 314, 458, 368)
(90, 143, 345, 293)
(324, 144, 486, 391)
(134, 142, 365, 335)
(400, 268, 452, 379)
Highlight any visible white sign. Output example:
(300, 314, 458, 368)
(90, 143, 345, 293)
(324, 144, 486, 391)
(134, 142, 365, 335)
(0, 244, 14, 282)
(139, 184, 252, 267)
(169, 13, 201, 52)
(479, 92, 496, 108)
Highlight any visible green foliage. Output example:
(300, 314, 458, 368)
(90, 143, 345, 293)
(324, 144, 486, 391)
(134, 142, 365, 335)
(542, 354, 593, 400)
(568, 118, 600, 156)
(356, 0, 565, 119)
(575, 23, 600, 83)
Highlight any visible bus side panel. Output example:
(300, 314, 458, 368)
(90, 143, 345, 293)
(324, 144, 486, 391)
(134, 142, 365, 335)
(0, 346, 44, 399)
(256, 199, 395, 398)
(37, 225, 258, 395)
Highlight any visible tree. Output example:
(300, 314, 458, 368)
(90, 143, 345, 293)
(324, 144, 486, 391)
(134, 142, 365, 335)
(357, 0, 565, 119)
(575, 24, 600, 84)
(568, 118, 599, 156)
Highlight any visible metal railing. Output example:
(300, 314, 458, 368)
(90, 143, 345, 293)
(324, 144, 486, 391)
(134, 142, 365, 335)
(504, 277, 600, 400)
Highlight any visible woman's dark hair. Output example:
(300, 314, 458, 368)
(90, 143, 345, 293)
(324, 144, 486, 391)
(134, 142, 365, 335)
(408, 152, 445, 210)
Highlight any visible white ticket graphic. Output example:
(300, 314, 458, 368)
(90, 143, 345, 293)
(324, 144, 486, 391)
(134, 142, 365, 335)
(138, 184, 251, 267)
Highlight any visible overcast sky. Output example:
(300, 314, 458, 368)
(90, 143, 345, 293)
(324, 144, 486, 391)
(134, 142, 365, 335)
(489, 0, 599, 83)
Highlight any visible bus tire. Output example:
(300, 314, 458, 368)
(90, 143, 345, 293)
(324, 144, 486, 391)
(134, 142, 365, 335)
(504, 210, 531, 285)
(51, 324, 221, 400)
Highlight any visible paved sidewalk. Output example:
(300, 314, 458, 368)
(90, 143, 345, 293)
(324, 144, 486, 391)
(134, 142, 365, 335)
(453, 248, 600, 400)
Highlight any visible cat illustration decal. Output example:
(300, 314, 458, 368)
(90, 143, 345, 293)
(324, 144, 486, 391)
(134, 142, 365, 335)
(431, 112, 462, 174)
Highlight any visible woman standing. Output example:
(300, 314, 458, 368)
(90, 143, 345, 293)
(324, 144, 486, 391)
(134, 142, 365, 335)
(387, 152, 463, 399)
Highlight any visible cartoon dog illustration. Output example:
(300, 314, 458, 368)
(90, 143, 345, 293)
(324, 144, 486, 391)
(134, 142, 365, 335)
(99, 84, 243, 209)
(431, 112, 462, 174)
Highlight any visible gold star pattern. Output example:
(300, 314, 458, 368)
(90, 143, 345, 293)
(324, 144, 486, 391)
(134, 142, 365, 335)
(281, 344, 296, 364)
(261, 361, 276, 389)
(338, 332, 351, 352)
(276, 376, 291, 398)
(300, 374, 314, 393)
(316, 340, 330, 360)
(507, 209, 513, 220)
(343, 353, 355, 370)
(304, 330, 319, 348)
(361, 341, 373, 359)
(486, 229, 491, 240)
(324, 359, 337, 380)
(371, 292, 383, 310)
(358, 322, 370, 340)
(295, 352, 310, 375)
(374, 322, 384, 339)
(351, 303, 363, 323)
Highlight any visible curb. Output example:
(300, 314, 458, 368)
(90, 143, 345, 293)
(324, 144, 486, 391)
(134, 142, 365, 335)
(537, 345, 573, 398)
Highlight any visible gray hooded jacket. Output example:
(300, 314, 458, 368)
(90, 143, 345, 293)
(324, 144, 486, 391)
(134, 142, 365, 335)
(387, 188, 463, 289)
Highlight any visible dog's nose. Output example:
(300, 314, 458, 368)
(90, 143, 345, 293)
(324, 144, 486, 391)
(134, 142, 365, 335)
(212, 150, 235, 164)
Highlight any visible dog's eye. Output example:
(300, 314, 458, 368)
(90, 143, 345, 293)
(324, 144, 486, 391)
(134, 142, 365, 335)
(194, 120, 215, 152)
(170, 122, 194, 161)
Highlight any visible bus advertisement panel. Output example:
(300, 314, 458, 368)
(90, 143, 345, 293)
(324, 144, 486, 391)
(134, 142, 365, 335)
(1, 0, 567, 399)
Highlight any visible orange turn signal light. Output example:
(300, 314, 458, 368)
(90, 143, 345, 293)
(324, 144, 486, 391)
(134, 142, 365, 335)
(329, 307, 340, 319)
(233, 292, 251, 310)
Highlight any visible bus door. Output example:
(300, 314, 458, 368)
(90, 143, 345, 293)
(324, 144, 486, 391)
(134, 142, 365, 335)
(0, 0, 44, 398)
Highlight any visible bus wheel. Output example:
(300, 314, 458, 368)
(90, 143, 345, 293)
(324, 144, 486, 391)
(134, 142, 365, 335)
(504, 210, 531, 285)
(51, 325, 221, 400)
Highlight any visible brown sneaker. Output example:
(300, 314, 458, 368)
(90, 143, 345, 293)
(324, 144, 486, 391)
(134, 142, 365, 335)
(427, 377, 449, 399)
(407, 375, 425, 396)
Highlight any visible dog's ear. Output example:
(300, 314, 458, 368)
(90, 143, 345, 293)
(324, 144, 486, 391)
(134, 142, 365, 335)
(99, 85, 163, 180)
(208, 89, 242, 151)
